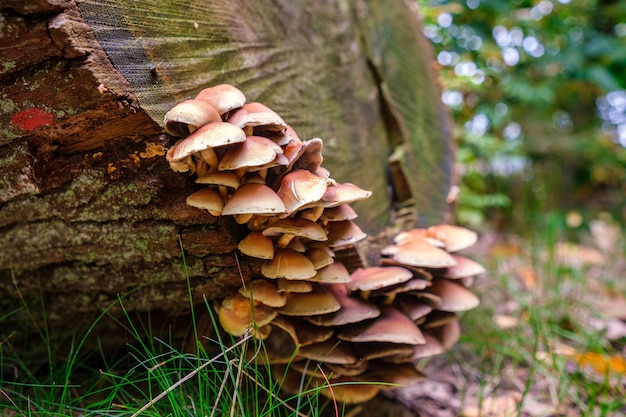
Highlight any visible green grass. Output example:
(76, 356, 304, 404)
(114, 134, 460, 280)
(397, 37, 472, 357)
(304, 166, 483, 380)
(0, 251, 332, 417)
(446, 212, 626, 416)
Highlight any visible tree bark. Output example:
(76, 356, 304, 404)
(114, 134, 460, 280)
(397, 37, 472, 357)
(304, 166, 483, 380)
(0, 0, 454, 355)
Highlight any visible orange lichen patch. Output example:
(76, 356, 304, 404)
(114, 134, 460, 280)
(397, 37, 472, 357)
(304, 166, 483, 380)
(139, 142, 166, 158)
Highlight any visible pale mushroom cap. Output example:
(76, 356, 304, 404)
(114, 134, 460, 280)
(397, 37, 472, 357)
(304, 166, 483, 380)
(238, 279, 286, 307)
(163, 99, 222, 137)
(321, 182, 372, 208)
(425, 224, 478, 252)
(276, 169, 330, 214)
(195, 84, 246, 115)
(427, 279, 480, 312)
(347, 266, 414, 292)
(261, 218, 328, 242)
(238, 231, 274, 259)
(218, 136, 283, 171)
(185, 188, 224, 215)
(222, 183, 287, 216)
(278, 283, 341, 316)
(291, 138, 324, 172)
(321, 204, 358, 222)
(305, 247, 335, 269)
(382, 238, 458, 268)
(337, 307, 426, 345)
(226, 102, 288, 130)
(169, 122, 246, 161)
(446, 255, 486, 278)
(261, 248, 316, 280)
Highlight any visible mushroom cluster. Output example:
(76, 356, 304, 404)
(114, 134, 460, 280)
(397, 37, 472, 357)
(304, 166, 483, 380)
(164, 84, 485, 404)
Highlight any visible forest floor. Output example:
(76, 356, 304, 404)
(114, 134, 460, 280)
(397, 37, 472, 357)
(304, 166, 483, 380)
(378, 219, 626, 417)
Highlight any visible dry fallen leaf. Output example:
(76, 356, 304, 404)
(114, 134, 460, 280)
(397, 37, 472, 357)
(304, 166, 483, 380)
(462, 391, 521, 417)
(493, 314, 520, 329)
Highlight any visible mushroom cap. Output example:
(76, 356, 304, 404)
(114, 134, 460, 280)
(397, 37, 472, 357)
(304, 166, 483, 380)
(276, 169, 330, 214)
(226, 102, 288, 131)
(321, 182, 372, 208)
(163, 99, 222, 137)
(446, 255, 486, 279)
(326, 220, 367, 247)
(296, 338, 358, 365)
(261, 248, 316, 280)
(321, 204, 359, 222)
(217, 293, 277, 337)
(185, 188, 224, 215)
(168, 122, 247, 161)
(308, 262, 352, 284)
(291, 138, 324, 172)
(196, 171, 240, 189)
(195, 84, 246, 115)
(394, 294, 433, 322)
(218, 136, 283, 171)
(222, 183, 287, 216)
(382, 237, 457, 268)
(276, 278, 313, 293)
(425, 224, 478, 252)
(278, 283, 341, 316)
(305, 247, 335, 269)
(238, 279, 286, 307)
(238, 231, 274, 259)
(305, 284, 380, 327)
(427, 279, 480, 312)
(337, 307, 425, 345)
(261, 218, 328, 242)
(347, 266, 414, 292)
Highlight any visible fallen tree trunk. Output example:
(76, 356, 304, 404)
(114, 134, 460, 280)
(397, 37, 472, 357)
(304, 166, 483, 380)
(0, 0, 454, 355)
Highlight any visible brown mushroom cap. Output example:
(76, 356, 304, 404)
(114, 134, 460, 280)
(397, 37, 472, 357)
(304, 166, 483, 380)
(163, 99, 222, 137)
(347, 266, 414, 292)
(308, 262, 352, 284)
(291, 138, 324, 173)
(238, 279, 286, 307)
(326, 220, 367, 247)
(238, 231, 274, 259)
(296, 338, 358, 365)
(427, 280, 480, 312)
(337, 307, 425, 345)
(196, 171, 240, 189)
(217, 293, 277, 337)
(222, 183, 287, 216)
(305, 247, 335, 269)
(168, 122, 247, 161)
(278, 283, 341, 316)
(321, 204, 358, 222)
(276, 279, 313, 293)
(195, 84, 246, 115)
(185, 188, 224, 216)
(261, 248, 316, 280)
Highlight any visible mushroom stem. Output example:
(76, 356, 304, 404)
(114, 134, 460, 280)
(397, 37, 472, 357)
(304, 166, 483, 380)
(218, 185, 229, 201)
(235, 213, 254, 224)
(200, 148, 219, 172)
(276, 233, 295, 248)
(299, 206, 324, 222)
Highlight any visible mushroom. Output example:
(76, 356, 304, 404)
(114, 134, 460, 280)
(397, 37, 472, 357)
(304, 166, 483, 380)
(426, 280, 480, 312)
(321, 182, 372, 208)
(196, 171, 240, 200)
(195, 84, 246, 116)
(185, 188, 224, 216)
(326, 220, 367, 248)
(424, 224, 478, 252)
(217, 135, 283, 173)
(238, 279, 286, 307)
(347, 266, 414, 292)
(381, 236, 457, 268)
(238, 231, 274, 259)
(278, 283, 341, 316)
(307, 262, 352, 284)
(337, 306, 425, 345)
(276, 169, 330, 215)
(163, 99, 222, 137)
(222, 183, 287, 223)
(226, 102, 288, 134)
(305, 284, 380, 327)
(446, 255, 486, 279)
(217, 293, 276, 337)
(261, 248, 316, 280)
(261, 217, 327, 248)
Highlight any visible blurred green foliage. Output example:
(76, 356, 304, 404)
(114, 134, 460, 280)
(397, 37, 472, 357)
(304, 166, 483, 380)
(418, 0, 626, 229)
